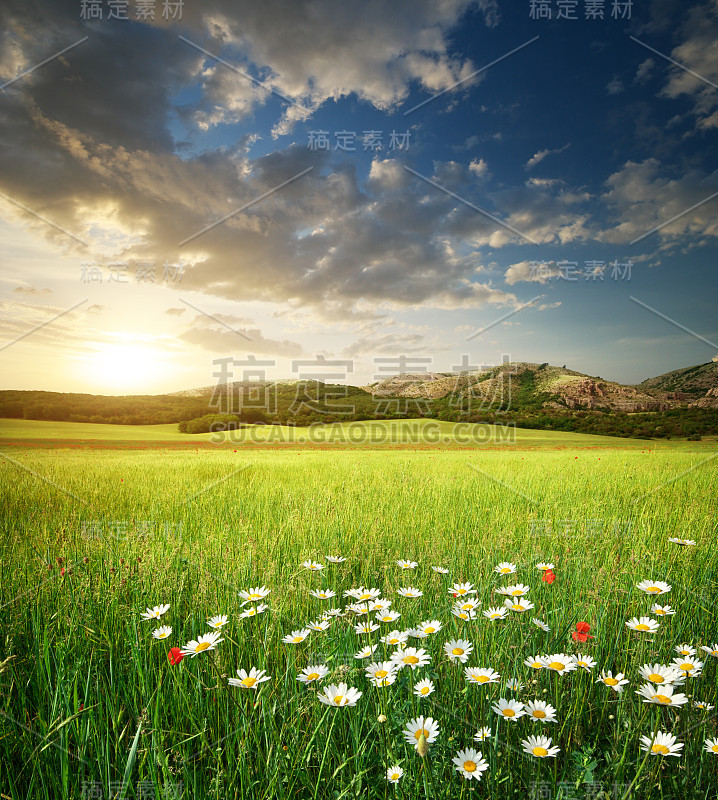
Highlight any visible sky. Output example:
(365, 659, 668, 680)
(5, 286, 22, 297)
(0, 0, 717, 395)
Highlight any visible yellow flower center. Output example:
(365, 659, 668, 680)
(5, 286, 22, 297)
(463, 760, 477, 773)
(502, 709, 515, 717)
(512, 604, 523, 611)
(490, 614, 500, 619)
(425, 627, 435, 633)
(654, 609, 666, 615)
(577, 661, 587, 667)
(648, 674, 664, 683)
(391, 773, 400, 780)
(242, 677, 257, 687)
(195, 642, 210, 652)
(655, 694, 671, 704)
(376, 670, 388, 679)
(307, 672, 319, 681)
(652, 744, 669, 755)
(511, 589, 523, 596)
(249, 594, 260, 600)
(548, 662, 565, 671)
(452, 648, 464, 656)
(533, 710, 546, 718)
(531, 662, 542, 669)
(500, 568, 511, 573)
(712, 745, 718, 753)
(389, 638, 399, 645)
(679, 663, 693, 671)
(359, 593, 371, 600)
(459, 613, 468, 619)
(636, 624, 649, 631)
(293, 637, 303, 642)
(477, 675, 490, 683)
(404, 655, 419, 664)
(414, 728, 429, 740)
(647, 587, 660, 593)
(533, 747, 548, 757)
(605, 678, 618, 686)
(420, 687, 429, 695)
(333, 696, 344, 705)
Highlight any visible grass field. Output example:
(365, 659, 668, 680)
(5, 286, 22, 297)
(0, 422, 716, 799)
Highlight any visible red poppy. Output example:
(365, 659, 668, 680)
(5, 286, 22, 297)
(60, 567, 66, 577)
(542, 570, 556, 584)
(572, 622, 594, 642)
(168, 647, 185, 665)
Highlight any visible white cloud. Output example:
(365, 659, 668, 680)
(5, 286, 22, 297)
(525, 144, 570, 170)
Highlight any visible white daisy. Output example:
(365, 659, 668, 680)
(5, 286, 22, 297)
(674, 643, 696, 657)
(525, 700, 558, 723)
(494, 563, 517, 575)
(397, 586, 423, 598)
(499, 583, 531, 598)
(483, 606, 509, 621)
(180, 631, 224, 657)
(228, 667, 271, 689)
(543, 654, 577, 675)
(636, 579, 671, 596)
(503, 598, 535, 613)
(639, 731, 683, 757)
(207, 615, 228, 630)
(414, 678, 435, 697)
(668, 538, 696, 546)
(536, 563, 555, 571)
(403, 716, 440, 751)
(307, 619, 331, 632)
(596, 670, 629, 693)
(444, 639, 473, 663)
(309, 589, 336, 600)
(524, 655, 545, 671)
(453, 748, 488, 781)
(282, 628, 311, 645)
(417, 619, 442, 636)
(381, 630, 408, 647)
(521, 735, 560, 758)
(450, 582, 476, 596)
(141, 604, 170, 621)
(302, 560, 324, 571)
(638, 663, 685, 686)
(297, 665, 330, 685)
(636, 683, 689, 707)
(651, 604, 676, 617)
(671, 656, 703, 676)
(465, 667, 500, 685)
(452, 607, 477, 621)
(344, 587, 381, 601)
(571, 655, 597, 672)
(386, 766, 404, 783)
(431, 566, 449, 574)
(492, 698, 525, 721)
(390, 647, 431, 670)
(152, 626, 172, 640)
(626, 617, 660, 634)
(704, 738, 718, 755)
(375, 610, 401, 624)
(454, 598, 481, 612)
(317, 683, 362, 707)
(693, 701, 715, 711)
(239, 603, 268, 619)
(397, 559, 418, 569)
(238, 586, 270, 606)
(473, 727, 492, 742)
(354, 644, 378, 660)
(325, 555, 346, 563)
(532, 619, 550, 632)
(506, 678, 524, 691)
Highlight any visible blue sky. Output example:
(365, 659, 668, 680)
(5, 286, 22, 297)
(0, 0, 716, 394)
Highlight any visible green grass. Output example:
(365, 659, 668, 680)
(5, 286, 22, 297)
(0, 432, 716, 799)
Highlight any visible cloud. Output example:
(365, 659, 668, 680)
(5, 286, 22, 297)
(606, 76, 624, 95)
(179, 324, 304, 357)
(165, 307, 186, 316)
(634, 57, 655, 84)
(525, 144, 570, 170)
(12, 285, 51, 295)
(504, 260, 562, 285)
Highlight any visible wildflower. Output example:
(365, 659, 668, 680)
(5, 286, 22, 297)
(431, 566, 449, 574)
(638, 663, 684, 686)
(308, 619, 331, 632)
(417, 619, 442, 636)
(397, 587, 423, 598)
(626, 617, 660, 634)
(365, 661, 396, 684)
(494, 563, 517, 575)
(532, 619, 550, 632)
(524, 655, 545, 671)
(525, 700, 557, 722)
(180, 631, 224, 658)
(521, 735, 560, 758)
(668, 538, 696, 546)
(484, 606, 509, 621)
(297, 665, 330, 685)
(354, 621, 380, 635)
(309, 589, 336, 600)
(636, 683, 689, 706)
(542, 570, 557, 584)
(465, 667, 500, 685)
(492, 698, 525, 720)
(141, 604, 170, 621)
(596, 670, 629, 693)
(473, 727, 492, 742)
(571, 622, 594, 642)
(325, 555, 346, 563)
(345, 587, 380, 601)
(671, 656, 703, 677)
(302, 560, 324, 571)
(397, 559, 418, 569)
(452, 608, 477, 621)
(504, 598, 534, 613)
(414, 678, 435, 697)
(152, 626, 172, 640)
(454, 598, 480, 612)
(572, 655, 597, 672)
(444, 639, 473, 664)
(693, 701, 715, 711)
(499, 583, 530, 598)
(239, 603, 268, 619)
(453, 748, 488, 781)
(704, 738, 718, 754)
(636, 579, 671, 596)
(354, 644, 378, 659)
(543, 654, 577, 674)
(536, 562, 555, 571)
(381, 630, 408, 647)
(282, 628, 311, 644)
(317, 683, 362, 708)
(167, 647, 184, 665)
(403, 716, 440, 751)
(450, 582, 476, 596)
(375, 610, 401, 624)
(651, 604, 676, 617)
(239, 586, 270, 606)
(390, 647, 430, 671)
(506, 678, 524, 691)
(674, 643, 696, 657)
(386, 766, 404, 783)
(639, 731, 683, 757)
(229, 667, 271, 689)
(207, 615, 228, 630)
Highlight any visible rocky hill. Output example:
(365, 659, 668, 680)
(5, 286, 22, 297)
(637, 361, 718, 399)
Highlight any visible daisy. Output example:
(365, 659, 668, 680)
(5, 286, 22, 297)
(494, 563, 517, 575)
(348, 602, 372, 615)
(499, 583, 531, 598)
(431, 566, 449, 574)
(473, 727, 492, 742)
(365, 661, 396, 683)
(450, 582, 476, 596)
(532, 619, 550, 632)
(444, 639, 473, 663)
(492, 698, 525, 721)
(452, 608, 477, 621)
(596, 670, 629, 693)
(522, 735, 560, 758)
(308, 619, 331, 632)
(465, 667, 501, 685)
(704, 738, 718, 754)
(354, 644, 378, 660)
(317, 683, 362, 708)
(674, 643, 696, 657)
(323, 608, 344, 618)
(453, 748, 489, 781)
(651, 604, 676, 616)
(282, 628, 311, 645)
(543, 654, 577, 675)
(414, 678, 435, 697)
(309, 589, 336, 600)
(525, 700, 557, 722)
(354, 621, 380, 635)
(397, 586, 423, 598)
(344, 587, 380, 601)
(524, 655, 545, 671)
(228, 667, 271, 689)
(536, 563, 555, 571)
(668, 538, 696, 546)
(375, 610, 401, 624)
(397, 559, 418, 569)
(506, 678, 524, 691)
(672, 656, 703, 676)
(638, 664, 684, 685)
(180, 631, 224, 657)
(484, 606, 509, 621)
(302, 560, 324, 571)
(636, 683, 689, 707)
(626, 617, 660, 634)
(381, 630, 408, 647)
(694, 701, 715, 711)
(418, 619, 443, 636)
(239, 586, 270, 606)
(370, 598, 392, 612)
(386, 766, 404, 784)
(391, 647, 431, 671)
(403, 716, 440, 751)
(239, 603, 268, 619)
(141, 604, 170, 621)
(206, 615, 228, 630)
(504, 598, 535, 613)
(152, 626, 172, 640)
(297, 665, 330, 685)
(572, 655, 597, 672)
(639, 731, 683, 757)
(454, 598, 480, 612)
(636, 579, 671, 596)
(325, 555, 346, 563)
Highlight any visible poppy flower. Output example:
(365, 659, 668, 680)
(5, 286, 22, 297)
(60, 567, 66, 578)
(168, 647, 185, 665)
(572, 622, 594, 642)
(542, 570, 556, 584)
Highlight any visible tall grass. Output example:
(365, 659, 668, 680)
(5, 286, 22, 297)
(0, 445, 716, 799)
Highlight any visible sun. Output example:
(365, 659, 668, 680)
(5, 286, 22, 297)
(83, 341, 168, 393)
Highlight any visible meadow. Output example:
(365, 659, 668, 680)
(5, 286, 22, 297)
(0, 420, 716, 799)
